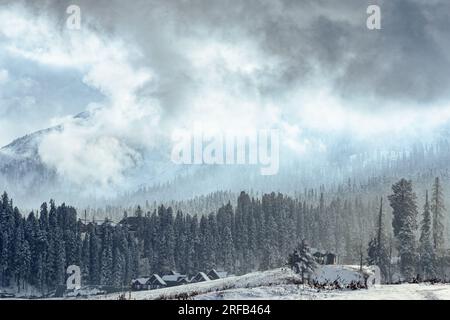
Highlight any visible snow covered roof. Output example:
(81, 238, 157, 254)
(207, 269, 228, 280)
(149, 274, 166, 286)
(207, 269, 221, 279)
(132, 278, 150, 285)
(192, 272, 210, 282)
(162, 274, 187, 282)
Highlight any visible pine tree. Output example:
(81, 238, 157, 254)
(388, 179, 418, 282)
(222, 225, 234, 272)
(112, 227, 127, 287)
(207, 213, 218, 270)
(17, 239, 31, 291)
(38, 202, 49, 290)
(100, 222, 113, 285)
(288, 239, 317, 283)
(54, 227, 66, 286)
(261, 214, 279, 270)
(81, 232, 90, 284)
(185, 215, 198, 276)
(419, 191, 436, 280)
(198, 215, 211, 270)
(173, 210, 185, 272)
(25, 211, 43, 289)
(431, 177, 446, 252)
(367, 198, 390, 282)
(88, 226, 100, 285)
(156, 206, 175, 274)
(0, 192, 13, 287)
(12, 218, 26, 290)
(128, 233, 139, 280)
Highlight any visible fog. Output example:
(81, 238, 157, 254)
(1, 0, 450, 201)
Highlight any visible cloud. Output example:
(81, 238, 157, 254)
(0, 3, 161, 193)
(0, 69, 8, 84)
(2, 0, 450, 195)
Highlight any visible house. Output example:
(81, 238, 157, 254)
(162, 274, 189, 287)
(190, 272, 210, 283)
(131, 278, 150, 291)
(311, 248, 338, 265)
(207, 269, 228, 280)
(324, 252, 337, 265)
(147, 274, 167, 289)
(131, 274, 167, 291)
(177, 277, 189, 285)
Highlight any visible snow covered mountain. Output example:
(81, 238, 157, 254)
(0, 111, 186, 206)
(0, 126, 60, 201)
(3, 107, 450, 209)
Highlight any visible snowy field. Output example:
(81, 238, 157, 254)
(194, 283, 450, 300)
(83, 267, 450, 301)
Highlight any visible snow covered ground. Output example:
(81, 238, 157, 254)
(194, 283, 450, 300)
(82, 266, 450, 301)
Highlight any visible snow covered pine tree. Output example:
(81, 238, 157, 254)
(288, 239, 317, 284)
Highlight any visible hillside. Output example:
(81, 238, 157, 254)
(79, 267, 450, 301)
(87, 266, 373, 300)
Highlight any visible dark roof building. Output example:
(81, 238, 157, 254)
(207, 269, 228, 280)
(311, 248, 338, 265)
(190, 272, 210, 283)
(131, 278, 150, 291)
(131, 274, 167, 291)
(162, 274, 188, 287)
(148, 274, 167, 289)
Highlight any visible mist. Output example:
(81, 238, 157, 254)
(1, 0, 450, 204)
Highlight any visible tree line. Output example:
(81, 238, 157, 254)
(0, 189, 373, 292)
(1, 178, 449, 293)
(0, 194, 139, 292)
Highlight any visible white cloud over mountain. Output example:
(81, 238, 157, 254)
(2, 0, 450, 195)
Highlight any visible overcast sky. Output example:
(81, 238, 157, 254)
(1, 0, 450, 189)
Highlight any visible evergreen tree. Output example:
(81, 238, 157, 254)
(288, 239, 317, 283)
(261, 214, 279, 270)
(388, 179, 418, 282)
(419, 190, 436, 280)
(0, 192, 13, 286)
(81, 232, 90, 284)
(100, 222, 113, 285)
(367, 198, 390, 282)
(431, 177, 446, 279)
(88, 226, 100, 285)
(112, 226, 127, 287)
(157, 206, 175, 273)
(222, 225, 234, 272)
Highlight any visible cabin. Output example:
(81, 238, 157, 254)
(162, 273, 189, 287)
(177, 277, 189, 285)
(324, 252, 337, 265)
(190, 272, 210, 283)
(207, 269, 228, 280)
(147, 274, 167, 289)
(311, 248, 338, 265)
(131, 278, 150, 291)
(131, 274, 167, 291)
